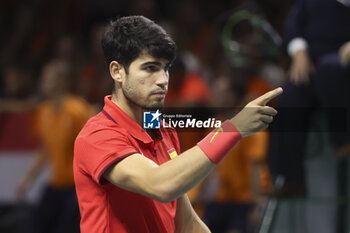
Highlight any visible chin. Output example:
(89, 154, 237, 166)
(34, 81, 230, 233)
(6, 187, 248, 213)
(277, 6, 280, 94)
(146, 101, 164, 109)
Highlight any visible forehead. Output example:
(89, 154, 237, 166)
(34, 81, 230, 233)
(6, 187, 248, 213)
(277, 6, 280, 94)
(130, 51, 168, 67)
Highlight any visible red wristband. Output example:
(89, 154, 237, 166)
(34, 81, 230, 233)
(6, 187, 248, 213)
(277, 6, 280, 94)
(197, 120, 242, 164)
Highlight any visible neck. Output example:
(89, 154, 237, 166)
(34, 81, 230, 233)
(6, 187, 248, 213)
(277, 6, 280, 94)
(111, 92, 143, 125)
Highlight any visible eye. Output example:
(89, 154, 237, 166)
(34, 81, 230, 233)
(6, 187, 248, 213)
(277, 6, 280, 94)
(144, 66, 159, 72)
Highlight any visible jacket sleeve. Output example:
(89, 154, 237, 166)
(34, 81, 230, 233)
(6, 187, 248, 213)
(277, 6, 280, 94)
(284, 0, 308, 44)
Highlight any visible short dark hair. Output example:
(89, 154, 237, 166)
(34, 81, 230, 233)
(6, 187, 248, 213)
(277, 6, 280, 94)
(101, 16, 176, 73)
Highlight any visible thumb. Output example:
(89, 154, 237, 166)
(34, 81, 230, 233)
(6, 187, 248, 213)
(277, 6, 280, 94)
(250, 87, 283, 106)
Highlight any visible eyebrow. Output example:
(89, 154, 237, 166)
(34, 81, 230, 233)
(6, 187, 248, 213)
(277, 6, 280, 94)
(140, 61, 162, 67)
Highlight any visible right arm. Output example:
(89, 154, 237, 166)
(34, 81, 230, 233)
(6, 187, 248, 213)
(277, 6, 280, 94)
(104, 146, 214, 203)
(285, 0, 315, 85)
(104, 88, 282, 203)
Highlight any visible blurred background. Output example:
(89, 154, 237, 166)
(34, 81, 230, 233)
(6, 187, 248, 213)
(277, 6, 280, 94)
(0, 0, 350, 232)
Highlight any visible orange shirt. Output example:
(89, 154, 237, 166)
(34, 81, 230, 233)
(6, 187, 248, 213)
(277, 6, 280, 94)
(210, 77, 272, 203)
(189, 76, 272, 204)
(35, 95, 92, 188)
(214, 131, 270, 203)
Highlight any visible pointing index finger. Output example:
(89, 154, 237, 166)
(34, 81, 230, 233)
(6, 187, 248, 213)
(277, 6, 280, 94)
(251, 87, 283, 106)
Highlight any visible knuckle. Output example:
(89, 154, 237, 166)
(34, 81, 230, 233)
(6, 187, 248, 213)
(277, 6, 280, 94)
(256, 107, 263, 114)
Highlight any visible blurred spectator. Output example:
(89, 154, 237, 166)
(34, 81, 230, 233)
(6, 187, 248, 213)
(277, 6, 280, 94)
(51, 35, 82, 66)
(212, 4, 285, 92)
(16, 60, 92, 233)
(202, 131, 270, 233)
(0, 62, 39, 150)
(166, 0, 220, 81)
(0, 2, 35, 66)
(77, 24, 112, 108)
(166, 57, 211, 107)
(268, 0, 350, 197)
(0, 0, 84, 67)
(194, 67, 272, 233)
(1, 62, 34, 100)
(50, 34, 86, 96)
(0, 61, 39, 111)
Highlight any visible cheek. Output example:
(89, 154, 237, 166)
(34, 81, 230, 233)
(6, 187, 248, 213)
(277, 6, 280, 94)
(124, 78, 147, 100)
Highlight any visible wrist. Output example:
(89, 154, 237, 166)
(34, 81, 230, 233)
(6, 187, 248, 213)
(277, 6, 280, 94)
(287, 37, 308, 57)
(197, 120, 242, 164)
(229, 119, 246, 137)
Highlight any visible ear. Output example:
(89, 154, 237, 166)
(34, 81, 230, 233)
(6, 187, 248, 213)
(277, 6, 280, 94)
(109, 61, 125, 83)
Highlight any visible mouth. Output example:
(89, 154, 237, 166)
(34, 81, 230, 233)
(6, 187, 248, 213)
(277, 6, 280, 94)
(151, 90, 167, 98)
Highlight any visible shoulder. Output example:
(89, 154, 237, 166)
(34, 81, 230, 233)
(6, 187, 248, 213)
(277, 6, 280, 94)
(65, 95, 92, 111)
(76, 112, 130, 146)
(63, 95, 94, 119)
(35, 101, 54, 122)
(74, 113, 138, 168)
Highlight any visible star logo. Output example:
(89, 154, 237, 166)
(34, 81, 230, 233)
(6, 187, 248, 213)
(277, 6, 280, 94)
(143, 110, 162, 129)
(150, 110, 162, 122)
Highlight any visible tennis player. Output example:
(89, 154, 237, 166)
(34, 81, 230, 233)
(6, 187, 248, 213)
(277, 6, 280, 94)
(73, 15, 282, 233)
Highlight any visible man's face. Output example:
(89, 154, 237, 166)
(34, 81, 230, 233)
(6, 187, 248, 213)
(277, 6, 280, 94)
(121, 52, 170, 109)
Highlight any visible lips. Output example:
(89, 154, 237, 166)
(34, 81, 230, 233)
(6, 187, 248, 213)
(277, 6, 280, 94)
(151, 90, 167, 95)
(152, 92, 166, 95)
(151, 91, 167, 99)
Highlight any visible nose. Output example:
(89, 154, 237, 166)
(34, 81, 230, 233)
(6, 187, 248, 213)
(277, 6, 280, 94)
(155, 70, 169, 87)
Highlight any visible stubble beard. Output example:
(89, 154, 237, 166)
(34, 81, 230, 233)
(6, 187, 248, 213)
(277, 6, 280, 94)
(122, 81, 164, 110)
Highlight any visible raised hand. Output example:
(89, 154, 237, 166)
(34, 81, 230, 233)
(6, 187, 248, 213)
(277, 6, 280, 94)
(230, 88, 283, 137)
